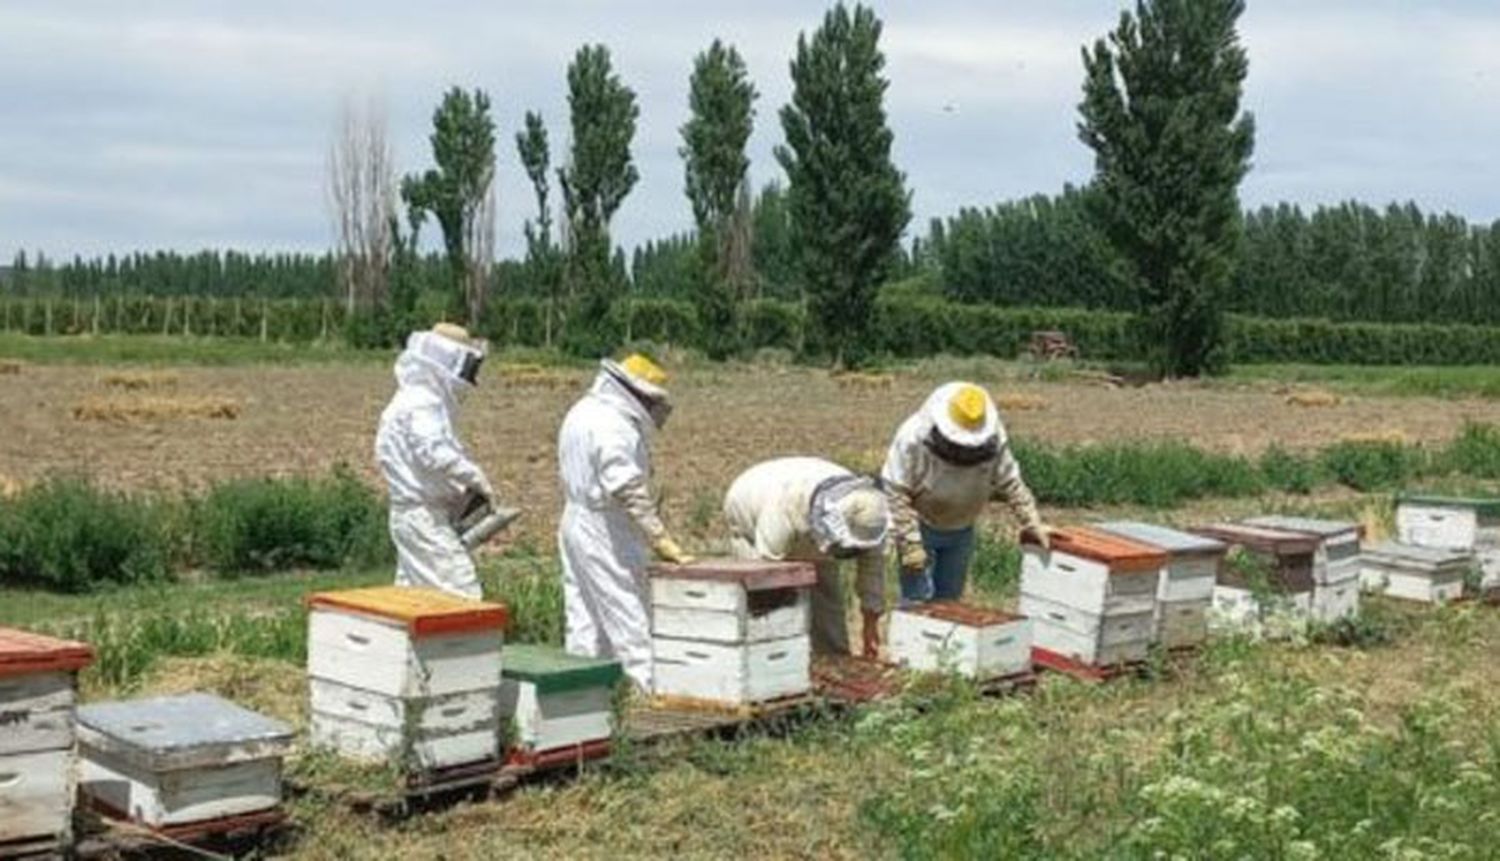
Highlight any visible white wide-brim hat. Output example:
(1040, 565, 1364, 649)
(927, 381, 999, 449)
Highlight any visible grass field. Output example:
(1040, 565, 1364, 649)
(5, 343, 1500, 858)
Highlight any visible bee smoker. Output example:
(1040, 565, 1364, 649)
(455, 492, 522, 550)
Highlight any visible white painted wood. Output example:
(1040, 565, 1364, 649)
(652, 635, 810, 705)
(1158, 558, 1219, 603)
(0, 672, 74, 756)
(78, 747, 279, 827)
(1398, 504, 1478, 551)
(307, 608, 502, 698)
(75, 695, 292, 773)
(0, 749, 72, 843)
(310, 711, 498, 771)
(652, 590, 808, 644)
(1156, 599, 1211, 649)
(1019, 594, 1152, 665)
(1312, 580, 1360, 622)
(651, 578, 745, 614)
(498, 681, 613, 752)
(1480, 549, 1500, 593)
(1382, 571, 1465, 604)
(887, 611, 1032, 679)
(1209, 585, 1311, 634)
(1020, 548, 1158, 616)
(309, 678, 498, 736)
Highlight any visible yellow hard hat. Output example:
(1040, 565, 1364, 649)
(431, 322, 474, 344)
(620, 353, 668, 387)
(948, 384, 989, 431)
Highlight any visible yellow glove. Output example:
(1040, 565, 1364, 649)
(653, 536, 695, 565)
(1020, 523, 1055, 550)
(899, 540, 927, 573)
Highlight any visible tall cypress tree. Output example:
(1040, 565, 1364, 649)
(1078, 0, 1255, 377)
(776, 3, 910, 367)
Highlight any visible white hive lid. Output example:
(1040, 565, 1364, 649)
(77, 692, 294, 772)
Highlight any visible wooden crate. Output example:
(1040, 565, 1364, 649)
(1020, 527, 1166, 666)
(650, 560, 815, 707)
(76, 693, 292, 829)
(1361, 541, 1471, 604)
(0, 628, 93, 848)
(500, 645, 621, 756)
(1192, 523, 1319, 596)
(888, 602, 1032, 680)
(1095, 521, 1226, 649)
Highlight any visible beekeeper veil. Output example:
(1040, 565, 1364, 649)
(405, 323, 487, 396)
(601, 354, 673, 429)
(809, 475, 890, 558)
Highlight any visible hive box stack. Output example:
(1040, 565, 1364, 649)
(307, 586, 507, 772)
(500, 645, 621, 764)
(888, 602, 1033, 680)
(1192, 523, 1320, 631)
(76, 693, 293, 829)
(1019, 527, 1166, 669)
(1095, 521, 1226, 650)
(1396, 493, 1500, 596)
(1361, 541, 1471, 604)
(0, 628, 93, 856)
(1244, 515, 1363, 623)
(650, 559, 815, 706)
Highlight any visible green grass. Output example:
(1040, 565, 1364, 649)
(1230, 363, 1500, 398)
(0, 333, 590, 368)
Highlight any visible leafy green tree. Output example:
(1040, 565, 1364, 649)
(402, 87, 497, 326)
(517, 110, 564, 345)
(750, 182, 797, 300)
(1078, 0, 1255, 377)
(777, 3, 910, 366)
(558, 45, 638, 354)
(681, 39, 757, 357)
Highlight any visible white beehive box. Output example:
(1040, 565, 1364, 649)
(650, 560, 815, 706)
(1210, 586, 1314, 634)
(1397, 494, 1500, 597)
(1020, 526, 1167, 666)
(1096, 521, 1226, 649)
(0, 628, 93, 850)
(888, 603, 1032, 679)
(499, 645, 622, 756)
(1243, 515, 1362, 586)
(76, 693, 293, 828)
(1361, 541, 1471, 604)
(306, 586, 506, 770)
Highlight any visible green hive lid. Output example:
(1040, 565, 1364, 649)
(1397, 492, 1500, 518)
(503, 644, 622, 693)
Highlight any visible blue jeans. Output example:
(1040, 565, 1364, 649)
(899, 524, 976, 604)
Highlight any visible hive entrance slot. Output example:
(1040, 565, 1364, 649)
(747, 589, 797, 617)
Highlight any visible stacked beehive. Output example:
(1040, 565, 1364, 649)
(0, 628, 93, 855)
(650, 559, 815, 706)
(1361, 541, 1471, 603)
(1392, 493, 1500, 599)
(888, 602, 1033, 679)
(307, 586, 507, 772)
(500, 645, 621, 762)
(1193, 523, 1319, 631)
(1244, 515, 1362, 622)
(1095, 521, 1226, 650)
(76, 693, 293, 829)
(1019, 527, 1165, 668)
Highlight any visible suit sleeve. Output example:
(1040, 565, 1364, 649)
(991, 441, 1042, 530)
(597, 429, 666, 541)
(407, 405, 491, 497)
(881, 428, 924, 551)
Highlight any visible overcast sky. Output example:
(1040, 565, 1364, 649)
(2, 1, 1497, 262)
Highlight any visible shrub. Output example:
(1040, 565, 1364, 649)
(1015, 438, 1263, 508)
(1440, 422, 1500, 477)
(1259, 444, 1320, 494)
(0, 478, 172, 592)
(968, 530, 1022, 600)
(1319, 440, 1423, 491)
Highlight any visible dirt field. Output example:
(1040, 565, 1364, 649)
(4, 361, 1499, 546)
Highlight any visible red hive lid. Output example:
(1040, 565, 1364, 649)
(0, 627, 94, 677)
(307, 586, 507, 637)
(906, 601, 1023, 627)
(648, 559, 817, 592)
(1047, 526, 1169, 572)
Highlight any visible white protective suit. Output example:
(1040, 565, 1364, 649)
(723, 457, 887, 655)
(374, 330, 492, 599)
(881, 383, 1042, 555)
(557, 368, 667, 690)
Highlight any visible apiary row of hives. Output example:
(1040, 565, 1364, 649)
(1363, 493, 1500, 602)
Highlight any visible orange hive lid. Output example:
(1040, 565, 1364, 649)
(648, 558, 816, 592)
(1047, 526, 1169, 572)
(906, 601, 1023, 627)
(0, 627, 94, 677)
(307, 586, 507, 636)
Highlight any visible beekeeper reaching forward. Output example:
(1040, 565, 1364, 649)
(558, 354, 691, 690)
(724, 457, 889, 658)
(883, 382, 1051, 604)
(374, 323, 493, 600)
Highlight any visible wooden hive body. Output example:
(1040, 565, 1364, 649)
(1361, 541, 1471, 604)
(1193, 523, 1318, 594)
(500, 645, 622, 754)
(305, 587, 505, 770)
(649, 560, 815, 705)
(0, 628, 92, 847)
(1396, 494, 1500, 593)
(1243, 516, 1363, 622)
(76, 693, 292, 828)
(1096, 521, 1225, 649)
(1020, 527, 1166, 665)
(888, 603, 1032, 679)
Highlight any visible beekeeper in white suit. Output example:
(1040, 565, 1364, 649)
(724, 457, 890, 659)
(883, 382, 1051, 605)
(374, 323, 493, 599)
(558, 354, 691, 691)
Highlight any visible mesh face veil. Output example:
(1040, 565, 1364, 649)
(808, 475, 889, 556)
(410, 330, 487, 389)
